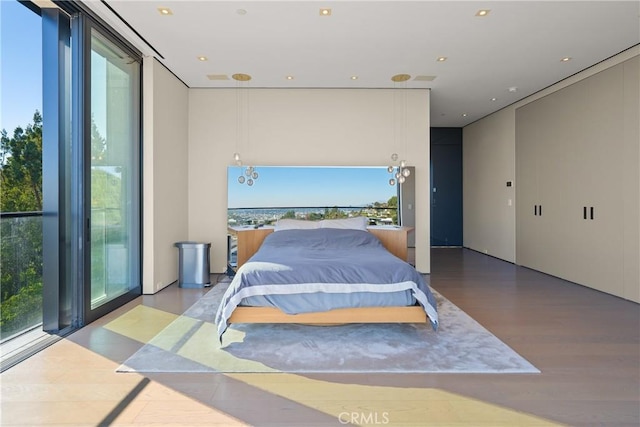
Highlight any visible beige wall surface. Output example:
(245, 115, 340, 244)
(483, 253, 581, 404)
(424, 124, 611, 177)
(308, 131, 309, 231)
(622, 55, 640, 301)
(463, 109, 516, 262)
(187, 88, 431, 272)
(463, 47, 639, 266)
(142, 57, 189, 294)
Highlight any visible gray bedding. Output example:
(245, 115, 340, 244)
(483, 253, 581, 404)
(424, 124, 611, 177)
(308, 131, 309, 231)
(215, 228, 439, 340)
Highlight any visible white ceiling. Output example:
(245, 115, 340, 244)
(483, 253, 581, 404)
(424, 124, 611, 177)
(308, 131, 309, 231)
(86, 1, 639, 127)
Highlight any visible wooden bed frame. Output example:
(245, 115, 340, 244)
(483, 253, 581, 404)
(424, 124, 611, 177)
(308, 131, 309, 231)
(228, 305, 427, 324)
(226, 226, 427, 326)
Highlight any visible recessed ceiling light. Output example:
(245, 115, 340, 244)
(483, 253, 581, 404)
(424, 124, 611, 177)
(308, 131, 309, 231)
(286, 76, 294, 80)
(236, 9, 247, 15)
(320, 8, 331, 16)
(561, 57, 572, 62)
(197, 56, 208, 61)
(462, 113, 468, 117)
(351, 76, 358, 80)
(436, 56, 447, 62)
(476, 9, 490, 17)
(490, 97, 497, 101)
(157, 7, 173, 16)
(508, 86, 518, 93)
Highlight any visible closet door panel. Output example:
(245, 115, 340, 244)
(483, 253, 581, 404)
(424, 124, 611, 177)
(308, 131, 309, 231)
(535, 93, 571, 279)
(568, 65, 625, 295)
(515, 105, 542, 270)
(516, 90, 570, 277)
(563, 78, 592, 284)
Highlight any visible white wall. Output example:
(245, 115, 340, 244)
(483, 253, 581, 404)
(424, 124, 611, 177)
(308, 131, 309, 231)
(463, 109, 516, 262)
(187, 88, 431, 273)
(142, 57, 189, 294)
(463, 47, 639, 264)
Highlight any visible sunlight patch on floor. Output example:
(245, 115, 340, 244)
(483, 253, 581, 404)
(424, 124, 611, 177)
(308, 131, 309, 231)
(227, 373, 565, 427)
(103, 305, 179, 343)
(1, 339, 248, 426)
(179, 321, 278, 372)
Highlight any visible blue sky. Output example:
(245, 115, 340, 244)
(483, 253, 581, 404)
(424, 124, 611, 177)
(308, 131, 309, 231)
(228, 166, 398, 208)
(1, 0, 42, 135)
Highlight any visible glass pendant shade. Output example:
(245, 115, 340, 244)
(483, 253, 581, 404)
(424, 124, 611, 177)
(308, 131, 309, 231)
(236, 164, 259, 187)
(387, 166, 394, 173)
(402, 168, 411, 177)
(233, 152, 241, 161)
(391, 153, 398, 162)
(389, 178, 396, 186)
(398, 175, 406, 184)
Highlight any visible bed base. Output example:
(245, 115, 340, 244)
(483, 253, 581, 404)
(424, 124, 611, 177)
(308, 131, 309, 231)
(228, 305, 427, 324)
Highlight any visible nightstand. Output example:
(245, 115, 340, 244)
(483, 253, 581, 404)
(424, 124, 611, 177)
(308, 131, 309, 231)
(366, 226, 414, 261)
(227, 226, 275, 269)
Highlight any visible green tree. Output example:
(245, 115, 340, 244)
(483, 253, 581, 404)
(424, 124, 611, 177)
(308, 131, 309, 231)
(281, 210, 296, 219)
(388, 195, 398, 224)
(1, 111, 44, 338)
(91, 113, 107, 164)
(324, 207, 347, 219)
(0, 111, 43, 211)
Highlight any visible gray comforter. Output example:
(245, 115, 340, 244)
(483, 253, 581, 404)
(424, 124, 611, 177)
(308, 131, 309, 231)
(215, 228, 439, 340)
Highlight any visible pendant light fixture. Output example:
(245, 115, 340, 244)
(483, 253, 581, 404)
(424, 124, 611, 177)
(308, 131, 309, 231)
(232, 73, 258, 186)
(388, 74, 411, 186)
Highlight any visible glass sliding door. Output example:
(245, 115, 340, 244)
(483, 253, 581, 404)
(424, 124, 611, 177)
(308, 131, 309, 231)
(87, 28, 140, 316)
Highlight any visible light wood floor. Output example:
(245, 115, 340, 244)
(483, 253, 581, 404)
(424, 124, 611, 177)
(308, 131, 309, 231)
(1, 248, 638, 426)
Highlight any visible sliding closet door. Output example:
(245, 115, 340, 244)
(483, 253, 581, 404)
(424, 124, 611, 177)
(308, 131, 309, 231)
(85, 27, 141, 322)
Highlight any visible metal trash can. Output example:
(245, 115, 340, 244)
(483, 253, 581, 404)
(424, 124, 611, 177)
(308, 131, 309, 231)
(174, 241, 211, 288)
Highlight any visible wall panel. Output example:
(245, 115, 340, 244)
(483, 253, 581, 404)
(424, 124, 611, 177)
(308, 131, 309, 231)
(142, 58, 189, 293)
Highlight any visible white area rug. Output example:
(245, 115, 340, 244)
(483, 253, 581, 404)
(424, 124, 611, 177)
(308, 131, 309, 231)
(118, 282, 540, 374)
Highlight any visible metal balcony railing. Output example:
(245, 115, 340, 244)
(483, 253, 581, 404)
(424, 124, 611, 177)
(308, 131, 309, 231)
(227, 205, 399, 227)
(0, 212, 43, 342)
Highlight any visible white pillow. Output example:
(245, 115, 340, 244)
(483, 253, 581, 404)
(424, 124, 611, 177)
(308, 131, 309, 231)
(274, 218, 321, 231)
(319, 216, 368, 231)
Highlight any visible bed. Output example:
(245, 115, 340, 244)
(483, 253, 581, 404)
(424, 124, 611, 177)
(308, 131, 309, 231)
(215, 218, 439, 341)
